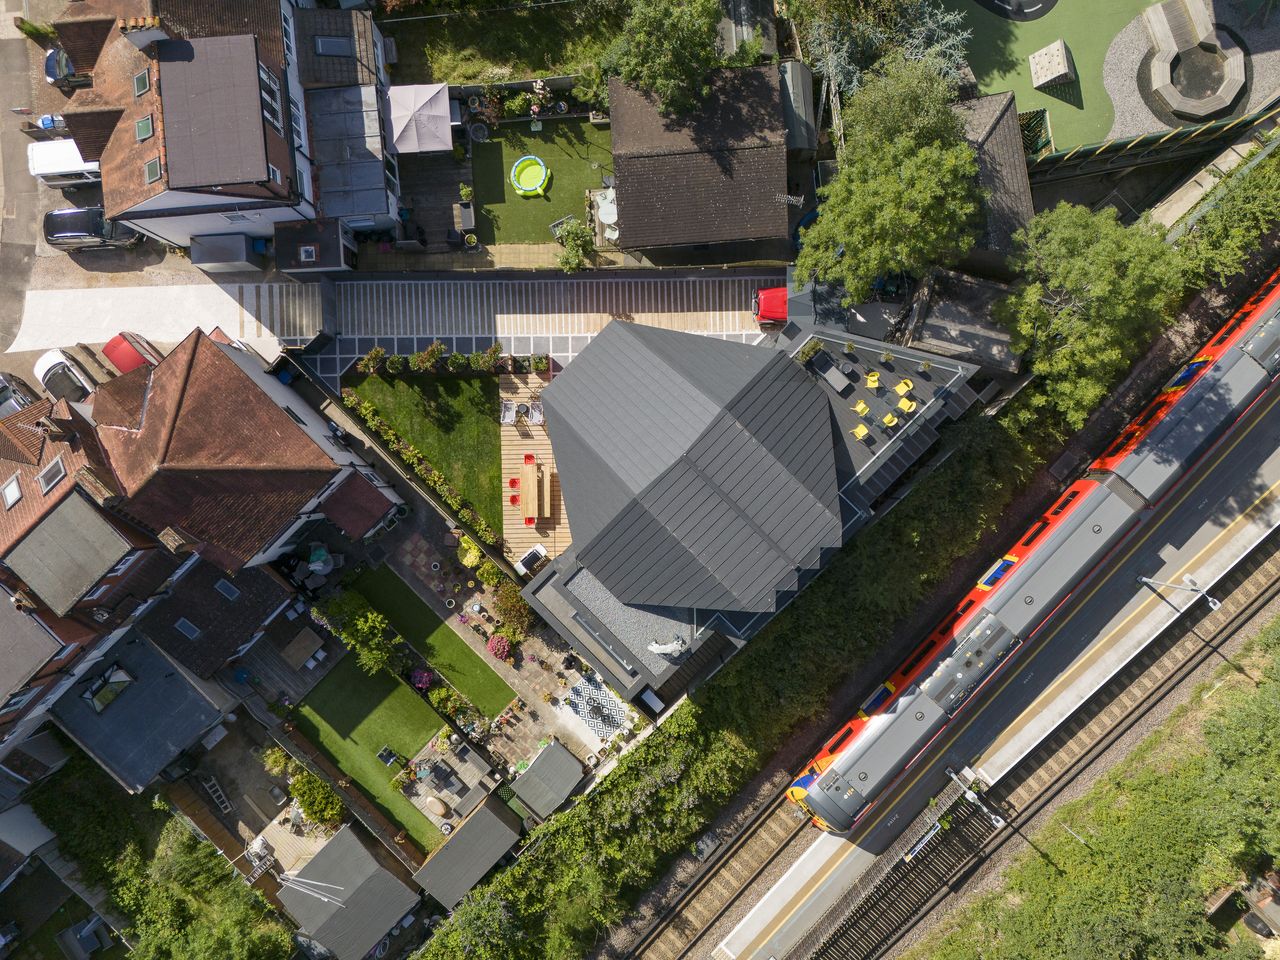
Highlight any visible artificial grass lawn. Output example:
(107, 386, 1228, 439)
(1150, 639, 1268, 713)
(353, 565, 516, 718)
(348, 371, 503, 533)
(382, 6, 621, 85)
(940, 0, 1160, 149)
(295, 654, 446, 852)
(471, 118, 613, 245)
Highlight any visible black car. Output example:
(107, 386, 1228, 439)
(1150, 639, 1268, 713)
(43, 207, 141, 252)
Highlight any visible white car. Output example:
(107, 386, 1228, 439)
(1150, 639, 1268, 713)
(33, 350, 94, 403)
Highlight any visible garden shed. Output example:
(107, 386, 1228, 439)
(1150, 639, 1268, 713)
(510, 738, 584, 821)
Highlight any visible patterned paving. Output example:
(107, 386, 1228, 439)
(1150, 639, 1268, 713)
(566, 674, 629, 742)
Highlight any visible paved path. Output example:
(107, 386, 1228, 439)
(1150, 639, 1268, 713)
(12, 281, 323, 356)
(0, 34, 39, 354)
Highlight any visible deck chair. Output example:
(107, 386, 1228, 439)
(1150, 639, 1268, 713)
(500, 399, 517, 425)
(604, 224, 620, 243)
(528, 401, 545, 425)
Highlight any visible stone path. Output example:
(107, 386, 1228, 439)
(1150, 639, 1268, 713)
(385, 514, 602, 771)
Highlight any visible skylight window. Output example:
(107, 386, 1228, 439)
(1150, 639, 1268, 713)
(36, 457, 65, 495)
(135, 115, 153, 142)
(175, 617, 201, 640)
(215, 579, 240, 601)
(144, 157, 161, 184)
(133, 70, 149, 97)
(2, 476, 20, 510)
(315, 36, 353, 56)
(85, 664, 134, 713)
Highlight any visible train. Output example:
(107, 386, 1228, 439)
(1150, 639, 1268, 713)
(787, 266, 1280, 833)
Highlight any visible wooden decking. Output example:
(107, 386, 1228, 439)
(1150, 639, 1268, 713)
(500, 373, 571, 561)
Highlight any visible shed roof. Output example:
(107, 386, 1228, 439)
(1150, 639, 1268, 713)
(543, 323, 841, 613)
(954, 92, 1034, 255)
(279, 825, 419, 960)
(509, 739, 583, 820)
(157, 36, 268, 189)
(0, 580, 61, 703)
(6, 492, 131, 616)
(609, 65, 789, 248)
(412, 797, 522, 909)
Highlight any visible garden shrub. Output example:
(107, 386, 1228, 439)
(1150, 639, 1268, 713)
(557, 220, 596, 274)
(385, 353, 406, 375)
(428, 685, 484, 728)
(494, 581, 535, 635)
(355, 346, 386, 375)
(470, 343, 503, 372)
(477, 560, 503, 587)
(486, 634, 511, 661)
(458, 535, 483, 568)
(796, 339, 822, 364)
(289, 769, 346, 826)
(410, 341, 447, 372)
(531, 354, 551, 373)
(447, 352, 470, 373)
(261, 745, 291, 778)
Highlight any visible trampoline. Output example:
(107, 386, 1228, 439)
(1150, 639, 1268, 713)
(510, 155, 550, 197)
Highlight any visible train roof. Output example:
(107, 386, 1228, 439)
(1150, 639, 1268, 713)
(984, 484, 1138, 637)
(1108, 346, 1268, 504)
(918, 612, 1017, 713)
(1238, 306, 1280, 376)
(809, 685, 947, 826)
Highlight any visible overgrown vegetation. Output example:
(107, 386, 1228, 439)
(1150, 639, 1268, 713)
(28, 751, 293, 960)
(606, 0, 725, 117)
(287, 769, 347, 826)
(417, 416, 1032, 960)
(905, 617, 1280, 960)
(556, 219, 596, 274)
(795, 56, 982, 303)
(1180, 146, 1280, 287)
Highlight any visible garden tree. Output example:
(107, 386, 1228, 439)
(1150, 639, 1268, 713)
(346, 609, 400, 674)
(426, 890, 518, 960)
(607, 0, 723, 117)
(494, 579, 535, 635)
(795, 135, 981, 303)
(1180, 152, 1280, 286)
(840, 53, 962, 154)
(557, 219, 596, 273)
(998, 203, 1187, 431)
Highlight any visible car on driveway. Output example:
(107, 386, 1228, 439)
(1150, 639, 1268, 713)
(103, 332, 163, 374)
(0, 374, 37, 419)
(34, 350, 94, 403)
(43, 207, 141, 252)
(44, 48, 72, 86)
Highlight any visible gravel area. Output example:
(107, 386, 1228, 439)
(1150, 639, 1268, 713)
(888, 584, 1280, 959)
(1105, 0, 1280, 140)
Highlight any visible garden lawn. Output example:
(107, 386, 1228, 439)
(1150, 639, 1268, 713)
(381, 6, 620, 85)
(348, 372, 502, 533)
(353, 565, 516, 718)
(294, 654, 446, 852)
(940, 0, 1160, 148)
(470, 118, 613, 245)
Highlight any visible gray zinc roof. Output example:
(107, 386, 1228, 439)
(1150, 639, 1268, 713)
(543, 323, 841, 614)
(0, 583, 60, 702)
(412, 797, 521, 909)
(510, 739, 584, 820)
(6, 492, 130, 616)
(280, 825, 418, 960)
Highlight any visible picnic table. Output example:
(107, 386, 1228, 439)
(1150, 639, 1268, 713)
(521, 459, 540, 521)
(280, 626, 324, 671)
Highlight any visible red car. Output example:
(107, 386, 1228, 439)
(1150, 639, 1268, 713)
(753, 286, 788, 324)
(103, 332, 163, 374)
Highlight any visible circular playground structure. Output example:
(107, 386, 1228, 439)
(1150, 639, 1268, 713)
(510, 155, 550, 197)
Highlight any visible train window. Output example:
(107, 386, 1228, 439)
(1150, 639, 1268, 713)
(959, 599, 975, 613)
(860, 685, 893, 714)
(1050, 491, 1080, 516)
(935, 613, 961, 636)
(901, 646, 933, 675)
(1167, 358, 1209, 390)
(1135, 403, 1164, 427)
(825, 727, 854, 754)
(1020, 520, 1050, 547)
(980, 556, 1016, 588)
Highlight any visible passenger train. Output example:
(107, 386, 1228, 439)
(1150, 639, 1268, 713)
(787, 267, 1280, 833)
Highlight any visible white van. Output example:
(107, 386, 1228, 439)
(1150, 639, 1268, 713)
(27, 139, 100, 188)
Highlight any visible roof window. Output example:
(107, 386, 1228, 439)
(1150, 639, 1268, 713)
(144, 157, 161, 184)
(133, 70, 149, 97)
(85, 664, 134, 713)
(2, 476, 20, 510)
(315, 35, 354, 57)
(135, 115, 153, 142)
(215, 579, 241, 601)
(36, 456, 65, 495)
(175, 617, 201, 639)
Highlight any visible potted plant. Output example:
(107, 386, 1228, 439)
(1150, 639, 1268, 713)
(464, 233, 479, 251)
(467, 93, 482, 111)
(459, 182, 474, 203)
(531, 354, 551, 378)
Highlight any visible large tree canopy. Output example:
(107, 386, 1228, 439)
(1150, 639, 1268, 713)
(607, 0, 724, 117)
(796, 56, 982, 303)
(998, 203, 1187, 430)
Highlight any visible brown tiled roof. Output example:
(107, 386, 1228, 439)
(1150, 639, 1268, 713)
(609, 66, 790, 249)
(94, 330, 338, 571)
(92, 364, 149, 429)
(319, 471, 393, 540)
(294, 8, 380, 89)
(136, 558, 292, 677)
(61, 109, 123, 163)
(0, 402, 92, 559)
(156, 0, 285, 68)
(52, 16, 117, 75)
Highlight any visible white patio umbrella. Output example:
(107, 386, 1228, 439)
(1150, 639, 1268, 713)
(386, 83, 455, 154)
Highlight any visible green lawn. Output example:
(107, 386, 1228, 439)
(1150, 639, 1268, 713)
(348, 372, 503, 533)
(381, 6, 621, 85)
(295, 654, 446, 852)
(941, 0, 1160, 149)
(353, 565, 516, 718)
(471, 118, 613, 245)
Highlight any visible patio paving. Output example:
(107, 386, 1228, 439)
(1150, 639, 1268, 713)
(500, 371, 571, 561)
(385, 513, 604, 770)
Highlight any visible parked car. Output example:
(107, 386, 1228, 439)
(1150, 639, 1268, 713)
(1244, 912, 1274, 938)
(103, 332, 163, 375)
(0, 374, 37, 419)
(753, 286, 788, 324)
(33, 350, 94, 403)
(43, 207, 140, 252)
(44, 48, 72, 86)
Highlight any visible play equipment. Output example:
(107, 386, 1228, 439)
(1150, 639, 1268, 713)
(510, 155, 550, 197)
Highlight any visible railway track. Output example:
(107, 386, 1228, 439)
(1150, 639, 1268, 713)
(795, 525, 1280, 960)
(627, 795, 810, 960)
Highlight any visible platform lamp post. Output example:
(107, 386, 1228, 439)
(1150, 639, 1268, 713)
(945, 768, 1006, 831)
(1136, 573, 1222, 611)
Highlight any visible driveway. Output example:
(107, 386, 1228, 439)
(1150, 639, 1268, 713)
(0, 33, 39, 354)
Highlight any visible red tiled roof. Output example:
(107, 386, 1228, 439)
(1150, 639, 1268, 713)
(94, 330, 338, 571)
(0, 402, 91, 559)
(92, 365, 149, 429)
(319, 471, 394, 540)
(52, 15, 117, 75)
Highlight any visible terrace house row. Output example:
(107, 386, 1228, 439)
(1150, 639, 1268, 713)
(49, 0, 402, 258)
(0, 330, 400, 793)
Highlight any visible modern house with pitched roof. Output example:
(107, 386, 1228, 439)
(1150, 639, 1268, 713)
(524, 322, 978, 714)
(48, 0, 400, 252)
